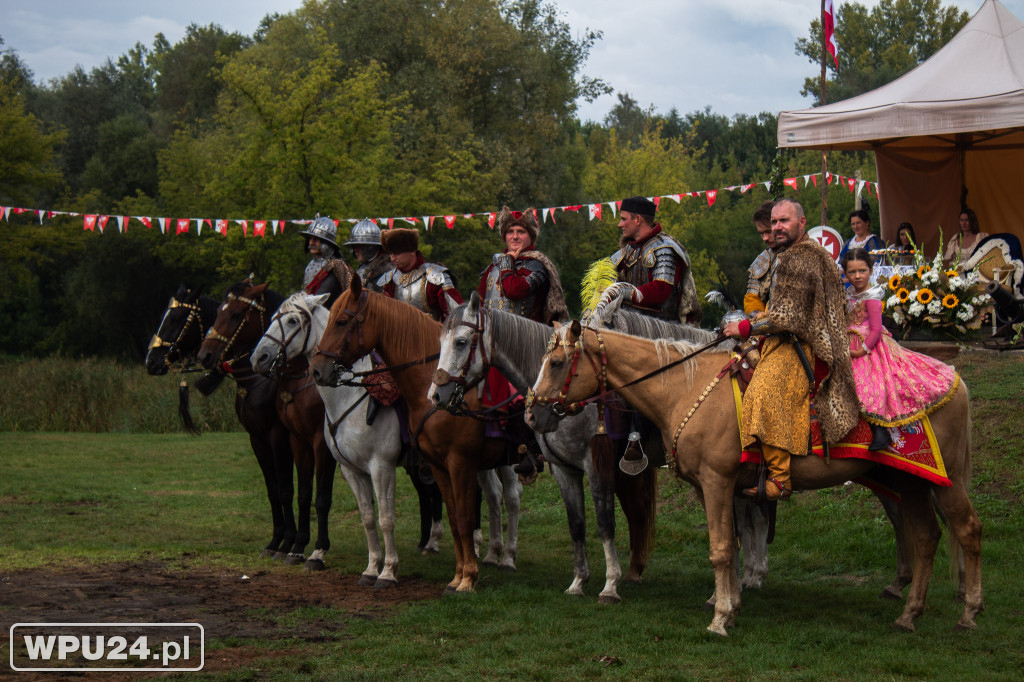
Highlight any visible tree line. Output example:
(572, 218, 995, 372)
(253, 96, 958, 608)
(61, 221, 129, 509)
(0, 0, 968, 360)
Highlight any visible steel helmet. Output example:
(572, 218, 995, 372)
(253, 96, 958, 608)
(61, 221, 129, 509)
(299, 214, 340, 251)
(344, 218, 382, 247)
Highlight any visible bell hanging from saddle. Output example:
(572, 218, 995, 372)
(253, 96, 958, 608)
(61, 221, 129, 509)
(619, 431, 648, 475)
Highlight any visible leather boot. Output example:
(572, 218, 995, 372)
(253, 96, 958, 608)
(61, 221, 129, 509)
(743, 444, 792, 501)
(868, 423, 892, 451)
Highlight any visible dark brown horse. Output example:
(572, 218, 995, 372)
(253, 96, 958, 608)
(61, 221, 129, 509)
(145, 284, 298, 559)
(310, 277, 504, 593)
(196, 281, 337, 570)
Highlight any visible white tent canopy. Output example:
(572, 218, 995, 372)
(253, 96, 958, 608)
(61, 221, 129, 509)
(777, 0, 1024, 256)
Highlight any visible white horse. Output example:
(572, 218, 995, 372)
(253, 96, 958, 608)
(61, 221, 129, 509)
(252, 293, 520, 581)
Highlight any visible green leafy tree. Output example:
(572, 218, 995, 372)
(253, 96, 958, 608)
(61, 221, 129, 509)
(796, 0, 969, 105)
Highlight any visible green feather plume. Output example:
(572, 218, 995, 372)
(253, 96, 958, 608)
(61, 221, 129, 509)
(581, 258, 618, 316)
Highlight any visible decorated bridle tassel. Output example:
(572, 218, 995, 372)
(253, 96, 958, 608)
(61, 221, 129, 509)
(590, 401, 616, 486)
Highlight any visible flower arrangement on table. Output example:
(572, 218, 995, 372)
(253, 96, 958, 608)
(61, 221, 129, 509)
(882, 238, 992, 339)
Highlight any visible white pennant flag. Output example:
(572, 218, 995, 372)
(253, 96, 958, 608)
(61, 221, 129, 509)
(542, 208, 550, 223)
(606, 201, 618, 218)
(158, 217, 168, 234)
(117, 216, 127, 233)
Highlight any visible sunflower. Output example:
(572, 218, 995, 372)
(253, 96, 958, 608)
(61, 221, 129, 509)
(917, 264, 932, 278)
(917, 288, 935, 305)
(888, 274, 901, 290)
(897, 288, 911, 303)
(945, 269, 959, 278)
(943, 293, 959, 309)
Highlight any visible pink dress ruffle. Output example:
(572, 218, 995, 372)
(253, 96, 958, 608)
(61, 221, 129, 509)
(847, 291, 959, 427)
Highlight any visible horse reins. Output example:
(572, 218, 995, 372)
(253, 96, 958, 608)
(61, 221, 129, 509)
(526, 326, 727, 418)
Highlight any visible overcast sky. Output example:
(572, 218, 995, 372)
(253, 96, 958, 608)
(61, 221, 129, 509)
(2, 0, 1020, 122)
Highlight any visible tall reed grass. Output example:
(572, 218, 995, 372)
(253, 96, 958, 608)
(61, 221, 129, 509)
(0, 356, 239, 432)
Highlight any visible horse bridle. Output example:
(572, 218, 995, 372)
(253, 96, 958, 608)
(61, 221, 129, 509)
(525, 326, 608, 418)
(148, 295, 204, 368)
(430, 305, 491, 411)
(313, 291, 370, 378)
(261, 306, 314, 376)
(205, 291, 268, 372)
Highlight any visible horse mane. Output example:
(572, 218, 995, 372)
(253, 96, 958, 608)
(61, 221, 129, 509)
(341, 290, 442, 359)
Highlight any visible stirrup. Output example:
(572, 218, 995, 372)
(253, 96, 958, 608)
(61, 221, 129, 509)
(743, 477, 791, 502)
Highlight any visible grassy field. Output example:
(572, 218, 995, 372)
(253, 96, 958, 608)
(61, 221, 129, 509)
(1, 350, 1022, 679)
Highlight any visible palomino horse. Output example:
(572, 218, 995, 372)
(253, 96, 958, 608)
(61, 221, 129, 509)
(526, 321, 983, 635)
(145, 284, 298, 559)
(310, 277, 516, 593)
(250, 293, 447, 586)
(197, 281, 337, 570)
(429, 292, 661, 603)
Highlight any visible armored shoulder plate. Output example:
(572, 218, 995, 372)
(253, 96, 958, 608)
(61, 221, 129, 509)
(652, 234, 691, 267)
(609, 248, 626, 268)
(376, 270, 395, 289)
(425, 262, 455, 289)
(749, 249, 772, 278)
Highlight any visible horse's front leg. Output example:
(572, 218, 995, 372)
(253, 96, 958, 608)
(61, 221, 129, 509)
(306, 435, 336, 571)
(339, 462, 383, 586)
(548, 461, 593, 597)
(429, 463, 465, 592)
(447, 458, 481, 592)
(893, 484, 942, 632)
(476, 468, 505, 567)
(286, 436, 314, 565)
(585, 453, 623, 604)
(372, 461, 400, 588)
(700, 473, 740, 636)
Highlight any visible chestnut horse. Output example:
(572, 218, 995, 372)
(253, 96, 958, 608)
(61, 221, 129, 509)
(197, 281, 337, 570)
(145, 284, 298, 559)
(526, 321, 983, 635)
(310, 277, 506, 593)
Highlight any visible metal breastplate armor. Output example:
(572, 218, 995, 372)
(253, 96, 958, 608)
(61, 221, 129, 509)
(378, 263, 453, 316)
(611, 234, 687, 320)
(482, 257, 547, 318)
(303, 257, 327, 289)
(358, 257, 393, 293)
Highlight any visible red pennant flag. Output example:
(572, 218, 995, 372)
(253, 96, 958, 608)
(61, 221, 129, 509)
(176, 218, 190, 235)
(488, 213, 496, 229)
(810, 175, 818, 188)
(254, 220, 266, 237)
(426, 216, 435, 230)
(98, 216, 110, 233)
(564, 205, 582, 212)
(84, 215, 97, 231)
(237, 220, 248, 237)
(652, 197, 661, 210)
(443, 215, 457, 230)
(215, 219, 229, 236)
(138, 216, 152, 230)
(847, 177, 856, 192)
(825, 172, 832, 184)
(824, 0, 839, 68)
(0, 207, 8, 221)
(116, 216, 128, 233)
(784, 178, 798, 190)
(589, 204, 602, 221)
(706, 190, 718, 207)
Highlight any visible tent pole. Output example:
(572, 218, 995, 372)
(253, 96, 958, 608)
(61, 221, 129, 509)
(820, 0, 828, 226)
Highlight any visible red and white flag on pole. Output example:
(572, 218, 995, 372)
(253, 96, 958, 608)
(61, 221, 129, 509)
(824, 0, 839, 68)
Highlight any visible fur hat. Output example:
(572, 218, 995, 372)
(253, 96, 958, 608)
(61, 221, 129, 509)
(496, 206, 539, 246)
(620, 196, 656, 217)
(380, 228, 419, 254)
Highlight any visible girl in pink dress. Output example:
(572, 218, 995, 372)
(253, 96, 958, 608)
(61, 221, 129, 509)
(841, 248, 959, 451)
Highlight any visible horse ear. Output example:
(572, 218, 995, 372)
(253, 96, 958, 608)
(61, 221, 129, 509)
(444, 291, 460, 313)
(350, 274, 362, 296)
(468, 291, 481, 313)
(250, 282, 269, 296)
(309, 293, 330, 308)
(570, 319, 581, 339)
(552, 320, 562, 330)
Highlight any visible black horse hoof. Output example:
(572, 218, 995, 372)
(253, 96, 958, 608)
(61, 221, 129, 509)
(374, 578, 398, 590)
(358, 574, 377, 587)
(304, 559, 326, 572)
(283, 554, 305, 566)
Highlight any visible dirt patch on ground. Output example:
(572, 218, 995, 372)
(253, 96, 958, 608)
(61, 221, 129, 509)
(0, 561, 441, 679)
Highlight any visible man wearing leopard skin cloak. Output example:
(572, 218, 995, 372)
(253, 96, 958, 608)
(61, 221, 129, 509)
(723, 198, 859, 501)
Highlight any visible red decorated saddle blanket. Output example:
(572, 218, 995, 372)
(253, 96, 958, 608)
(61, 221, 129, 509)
(363, 363, 400, 406)
(730, 377, 950, 487)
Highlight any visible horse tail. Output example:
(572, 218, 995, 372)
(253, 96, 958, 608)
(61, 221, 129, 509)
(178, 379, 200, 436)
(590, 431, 617, 490)
(615, 463, 657, 580)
